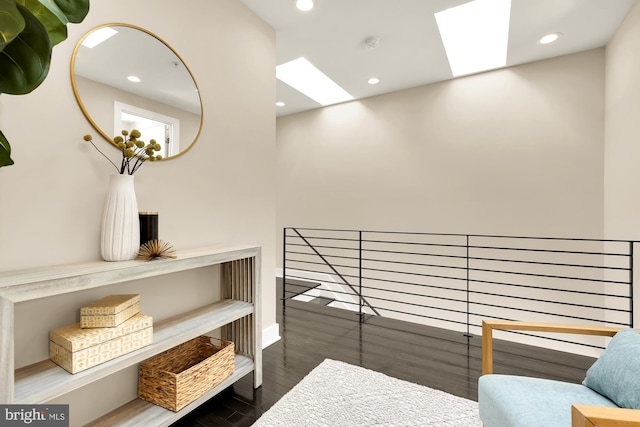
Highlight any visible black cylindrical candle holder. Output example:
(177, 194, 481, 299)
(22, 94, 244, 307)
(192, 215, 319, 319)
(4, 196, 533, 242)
(139, 212, 158, 246)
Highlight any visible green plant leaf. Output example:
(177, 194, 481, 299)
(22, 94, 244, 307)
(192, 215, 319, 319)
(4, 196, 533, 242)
(0, 0, 89, 167)
(18, 0, 68, 45)
(0, 129, 15, 167)
(0, 0, 26, 52)
(15, 0, 90, 47)
(50, 0, 89, 23)
(0, 3, 51, 94)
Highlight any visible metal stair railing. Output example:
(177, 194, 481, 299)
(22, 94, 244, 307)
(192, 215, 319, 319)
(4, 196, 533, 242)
(282, 227, 637, 351)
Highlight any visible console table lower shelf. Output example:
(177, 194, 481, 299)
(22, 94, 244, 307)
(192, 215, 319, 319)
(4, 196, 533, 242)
(87, 355, 254, 427)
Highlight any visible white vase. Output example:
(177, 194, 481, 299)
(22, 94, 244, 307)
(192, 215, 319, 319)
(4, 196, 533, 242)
(101, 174, 140, 261)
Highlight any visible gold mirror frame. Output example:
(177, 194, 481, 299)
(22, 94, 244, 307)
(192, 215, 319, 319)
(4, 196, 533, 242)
(70, 23, 203, 160)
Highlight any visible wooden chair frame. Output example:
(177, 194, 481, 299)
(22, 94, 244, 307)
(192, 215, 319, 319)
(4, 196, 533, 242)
(481, 320, 640, 427)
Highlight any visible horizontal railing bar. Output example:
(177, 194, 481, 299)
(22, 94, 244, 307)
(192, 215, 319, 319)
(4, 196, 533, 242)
(362, 268, 466, 283)
(363, 253, 628, 272)
(290, 244, 630, 260)
(362, 285, 629, 313)
(468, 244, 630, 257)
(286, 276, 631, 314)
(284, 281, 467, 310)
(360, 285, 467, 304)
(363, 265, 628, 286)
(281, 279, 316, 289)
(288, 269, 632, 300)
(362, 276, 466, 293)
(469, 256, 630, 271)
(467, 267, 629, 284)
(285, 271, 343, 283)
(364, 296, 467, 315)
(285, 251, 361, 261)
(362, 257, 467, 271)
(284, 235, 360, 243)
(362, 239, 630, 257)
(288, 227, 639, 244)
(285, 268, 633, 298)
(469, 290, 631, 313)
(317, 299, 472, 328)
(503, 329, 608, 350)
(287, 270, 630, 306)
(372, 307, 470, 327)
(290, 227, 466, 236)
(290, 287, 358, 300)
(363, 248, 468, 260)
(466, 234, 637, 244)
(285, 243, 359, 252)
(285, 259, 359, 271)
(468, 278, 631, 298)
(363, 240, 630, 257)
(363, 239, 467, 250)
(290, 245, 630, 266)
(469, 301, 629, 325)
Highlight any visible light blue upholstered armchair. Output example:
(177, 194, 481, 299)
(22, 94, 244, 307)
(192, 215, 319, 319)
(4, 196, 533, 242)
(478, 320, 640, 427)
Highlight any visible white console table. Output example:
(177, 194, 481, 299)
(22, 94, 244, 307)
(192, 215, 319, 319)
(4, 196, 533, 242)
(0, 244, 262, 426)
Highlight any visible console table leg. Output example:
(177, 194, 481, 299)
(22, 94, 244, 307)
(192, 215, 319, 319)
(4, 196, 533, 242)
(0, 297, 14, 403)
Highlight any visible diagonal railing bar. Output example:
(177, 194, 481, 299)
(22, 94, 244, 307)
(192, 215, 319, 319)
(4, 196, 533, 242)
(291, 228, 380, 316)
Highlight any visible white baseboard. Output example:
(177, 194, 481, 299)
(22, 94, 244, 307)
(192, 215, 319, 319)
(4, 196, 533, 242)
(262, 323, 281, 349)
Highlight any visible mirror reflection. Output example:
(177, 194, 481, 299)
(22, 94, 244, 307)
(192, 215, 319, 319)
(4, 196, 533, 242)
(71, 24, 203, 159)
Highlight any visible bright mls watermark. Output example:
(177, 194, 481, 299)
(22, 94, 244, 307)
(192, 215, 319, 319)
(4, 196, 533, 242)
(0, 405, 68, 426)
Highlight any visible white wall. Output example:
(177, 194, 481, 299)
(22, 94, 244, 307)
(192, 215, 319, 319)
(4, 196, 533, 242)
(605, 1, 640, 240)
(604, 1, 640, 327)
(277, 49, 606, 256)
(276, 48, 610, 357)
(0, 1, 276, 424)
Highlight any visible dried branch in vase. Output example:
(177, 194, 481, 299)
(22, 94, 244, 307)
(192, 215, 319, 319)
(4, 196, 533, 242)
(82, 129, 163, 175)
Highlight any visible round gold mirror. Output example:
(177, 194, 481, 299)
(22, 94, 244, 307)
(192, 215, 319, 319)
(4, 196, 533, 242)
(71, 24, 203, 160)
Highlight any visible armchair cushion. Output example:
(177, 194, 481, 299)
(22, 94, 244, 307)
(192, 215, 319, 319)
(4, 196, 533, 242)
(583, 328, 640, 409)
(479, 375, 618, 427)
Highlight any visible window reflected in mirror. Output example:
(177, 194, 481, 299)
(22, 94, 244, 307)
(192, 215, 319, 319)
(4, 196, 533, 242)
(116, 101, 180, 158)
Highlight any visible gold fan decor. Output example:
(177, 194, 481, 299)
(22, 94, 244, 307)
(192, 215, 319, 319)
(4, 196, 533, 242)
(138, 240, 177, 261)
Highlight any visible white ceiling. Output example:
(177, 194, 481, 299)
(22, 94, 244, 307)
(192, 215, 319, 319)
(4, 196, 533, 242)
(73, 25, 202, 115)
(240, 0, 637, 117)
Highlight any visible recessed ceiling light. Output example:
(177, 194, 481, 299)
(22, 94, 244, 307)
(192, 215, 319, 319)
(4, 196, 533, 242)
(127, 75, 141, 83)
(539, 33, 560, 44)
(435, 0, 512, 77)
(276, 57, 354, 106)
(276, 101, 286, 107)
(368, 77, 380, 85)
(81, 27, 118, 48)
(296, 0, 314, 11)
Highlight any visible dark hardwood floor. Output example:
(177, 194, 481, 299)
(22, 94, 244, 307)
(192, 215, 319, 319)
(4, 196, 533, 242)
(171, 280, 597, 427)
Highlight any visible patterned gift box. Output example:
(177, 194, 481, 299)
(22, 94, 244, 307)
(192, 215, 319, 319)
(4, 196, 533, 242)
(50, 313, 153, 374)
(80, 294, 141, 328)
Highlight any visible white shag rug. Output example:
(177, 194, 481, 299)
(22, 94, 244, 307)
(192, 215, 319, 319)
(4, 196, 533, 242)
(252, 359, 482, 427)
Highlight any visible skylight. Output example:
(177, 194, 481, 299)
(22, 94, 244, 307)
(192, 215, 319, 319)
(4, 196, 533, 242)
(435, 0, 511, 77)
(81, 27, 118, 48)
(276, 57, 354, 106)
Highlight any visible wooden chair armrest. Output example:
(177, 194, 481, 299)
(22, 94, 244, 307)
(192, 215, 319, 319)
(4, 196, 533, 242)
(481, 320, 622, 375)
(572, 404, 640, 427)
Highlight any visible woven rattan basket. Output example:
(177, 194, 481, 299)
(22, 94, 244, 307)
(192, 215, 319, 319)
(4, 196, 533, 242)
(138, 336, 235, 412)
